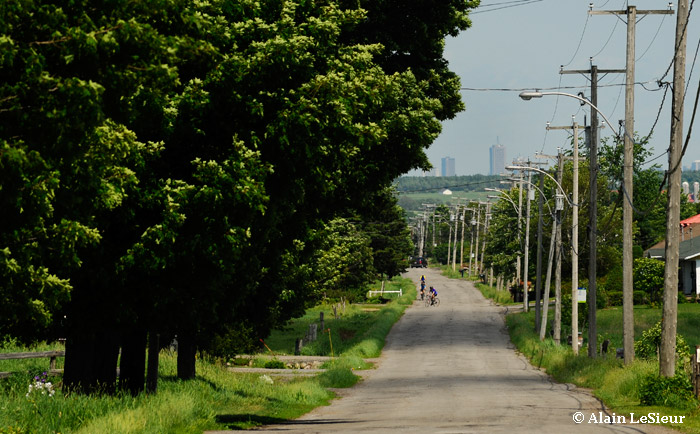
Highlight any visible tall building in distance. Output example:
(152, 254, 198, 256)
(490, 144, 506, 175)
(441, 156, 455, 177)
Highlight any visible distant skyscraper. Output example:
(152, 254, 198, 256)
(441, 157, 455, 177)
(692, 160, 700, 171)
(490, 145, 506, 175)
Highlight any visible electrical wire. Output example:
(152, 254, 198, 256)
(659, 0, 695, 83)
(562, 12, 590, 68)
(636, 12, 668, 62)
(590, 13, 621, 60)
(471, 0, 543, 15)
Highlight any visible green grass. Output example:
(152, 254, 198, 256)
(265, 276, 415, 360)
(507, 308, 700, 433)
(474, 282, 513, 305)
(0, 277, 415, 433)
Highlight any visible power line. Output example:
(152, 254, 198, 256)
(636, 11, 669, 62)
(459, 80, 661, 92)
(471, 0, 544, 15)
(562, 13, 590, 67)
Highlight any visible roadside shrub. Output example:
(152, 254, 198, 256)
(678, 292, 689, 304)
(596, 286, 609, 309)
(264, 359, 286, 369)
(633, 290, 648, 306)
(639, 372, 696, 409)
(633, 258, 664, 306)
(634, 320, 691, 363)
(607, 291, 623, 307)
(605, 265, 623, 293)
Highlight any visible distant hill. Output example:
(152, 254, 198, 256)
(395, 174, 503, 193)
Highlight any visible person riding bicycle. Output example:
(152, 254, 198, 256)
(429, 286, 438, 305)
(420, 280, 426, 300)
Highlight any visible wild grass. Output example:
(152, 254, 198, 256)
(0, 277, 415, 433)
(507, 309, 700, 433)
(474, 282, 513, 305)
(264, 276, 415, 359)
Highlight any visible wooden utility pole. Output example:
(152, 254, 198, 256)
(561, 63, 624, 357)
(661, 0, 687, 378)
(546, 122, 582, 353)
(591, 1, 673, 366)
(554, 151, 564, 345)
(523, 169, 533, 313)
(535, 172, 544, 331)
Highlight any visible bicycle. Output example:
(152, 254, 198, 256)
(424, 296, 440, 307)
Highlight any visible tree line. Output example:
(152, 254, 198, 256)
(0, 0, 478, 395)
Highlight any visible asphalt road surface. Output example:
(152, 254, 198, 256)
(241, 268, 680, 433)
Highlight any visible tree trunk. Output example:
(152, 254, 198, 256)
(146, 332, 160, 393)
(63, 330, 119, 394)
(177, 333, 197, 380)
(119, 329, 147, 396)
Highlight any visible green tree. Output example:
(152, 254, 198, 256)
(633, 258, 665, 305)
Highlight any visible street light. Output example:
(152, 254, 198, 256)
(519, 89, 622, 359)
(505, 165, 571, 207)
(519, 92, 622, 142)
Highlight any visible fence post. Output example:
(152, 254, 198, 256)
(50, 355, 56, 371)
(295, 338, 303, 355)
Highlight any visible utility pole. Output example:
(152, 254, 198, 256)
(661, 0, 687, 378)
(523, 169, 533, 313)
(452, 205, 460, 271)
(460, 204, 466, 271)
(591, 1, 673, 366)
(561, 62, 624, 357)
(516, 168, 524, 297)
(535, 172, 544, 331)
(554, 151, 564, 345)
(468, 207, 476, 276)
(546, 120, 582, 351)
(481, 202, 491, 274)
(572, 121, 579, 355)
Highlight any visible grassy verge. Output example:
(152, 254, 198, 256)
(0, 276, 416, 433)
(474, 282, 513, 305)
(506, 308, 700, 433)
(265, 276, 415, 361)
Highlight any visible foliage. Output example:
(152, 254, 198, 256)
(357, 187, 413, 279)
(263, 359, 286, 369)
(1, 0, 477, 393)
(639, 372, 697, 409)
(634, 320, 691, 362)
(633, 258, 665, 306)
(395, 174, 502, 193)
(305, 218, 375, 302)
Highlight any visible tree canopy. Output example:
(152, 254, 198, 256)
(0, 0, 476, 393)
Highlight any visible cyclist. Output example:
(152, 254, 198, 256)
(429, 286, 438, 305)
(420, 280, 426, 300)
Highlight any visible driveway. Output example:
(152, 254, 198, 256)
(232, 268, 680, 433)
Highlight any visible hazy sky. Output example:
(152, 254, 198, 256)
(421, 0, 700, 176)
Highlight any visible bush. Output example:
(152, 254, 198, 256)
(633, 290, 648, 306)
(607, 291, 623, 307)
(639, 372, 697, 409)
(605, 265, 623, 293)
(634, 320, 691, 362)
(633, 258, 664, 306)
(264, 359, 286, 369)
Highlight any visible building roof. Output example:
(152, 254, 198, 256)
(646, 236, 700, 261)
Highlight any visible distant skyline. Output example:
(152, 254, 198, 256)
(422, 1, 700, 176)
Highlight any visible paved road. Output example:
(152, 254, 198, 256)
(236, 268, 680, 433)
